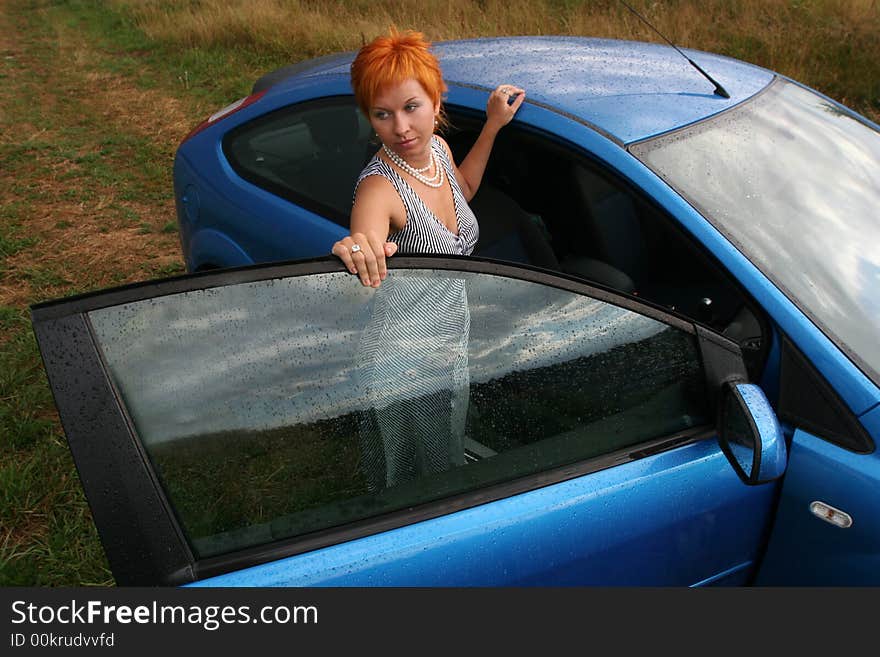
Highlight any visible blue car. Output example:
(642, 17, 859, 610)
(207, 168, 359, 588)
(31, 37, 880, 586)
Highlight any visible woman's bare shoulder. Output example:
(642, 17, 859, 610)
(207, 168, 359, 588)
(353, 172, 405, 230)
(355, 171, 396, 200)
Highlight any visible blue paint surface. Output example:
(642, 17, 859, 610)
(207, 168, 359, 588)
(756, 428, 880, 585)
(188, 439, 776, 587)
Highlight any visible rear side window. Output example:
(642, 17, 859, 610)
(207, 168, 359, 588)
(224, 98, 374, 226)
(88, 268, 710, 559)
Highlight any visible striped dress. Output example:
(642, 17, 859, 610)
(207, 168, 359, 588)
(354, 136, 479, 491)
(354, 135, 479, 255)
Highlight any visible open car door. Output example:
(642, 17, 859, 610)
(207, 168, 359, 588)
(31, 257, 785, 586)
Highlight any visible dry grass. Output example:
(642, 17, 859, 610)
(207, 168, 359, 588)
(118, 0, 879, 117)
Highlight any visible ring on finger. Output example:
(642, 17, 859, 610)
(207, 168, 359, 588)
(351, 244, 362, 253)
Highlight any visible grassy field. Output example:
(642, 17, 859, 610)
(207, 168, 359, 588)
(1, 0, 877, 586)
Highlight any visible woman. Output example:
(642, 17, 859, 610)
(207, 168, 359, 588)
(332, 28, 524, 282)
(333, 29, 524, 491)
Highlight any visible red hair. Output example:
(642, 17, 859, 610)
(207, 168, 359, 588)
(350, 28, 447, 123)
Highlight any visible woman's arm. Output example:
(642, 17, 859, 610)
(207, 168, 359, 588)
(451, 84, 525, 201)
(331, 175, 400, 287)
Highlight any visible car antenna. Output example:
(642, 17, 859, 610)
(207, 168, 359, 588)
(618, 0, 730, 99)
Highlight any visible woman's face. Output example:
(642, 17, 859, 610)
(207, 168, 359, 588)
(369, 78, 440, 162)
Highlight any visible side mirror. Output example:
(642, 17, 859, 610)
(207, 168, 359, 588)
(718, 381, 787, 485)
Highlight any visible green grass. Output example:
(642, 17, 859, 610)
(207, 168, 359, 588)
(143, 261, 186, 277)
(0, 228, 38, 262)
(0, 446, 112, 586)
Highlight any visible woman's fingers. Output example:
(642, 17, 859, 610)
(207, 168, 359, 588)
(508, 88, 525, 111)
(488, 84, 526, 127)
(331, 234, 396, 287)
(368, 234, 389, 283)
(349, 234, 374, 287)
(331, 240, 356, 274)
(496, 84, 525, 101)
(359, 239, 382, 287)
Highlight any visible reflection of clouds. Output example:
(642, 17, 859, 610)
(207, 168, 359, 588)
(90, 271, 666, 444)
(91, 273, 373, 443)
(166, 308, 250, 331)
(639, 80, 880, 381)
(468, 282, 661, 382)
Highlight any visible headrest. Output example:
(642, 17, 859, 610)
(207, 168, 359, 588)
(305, 107, 361, 152)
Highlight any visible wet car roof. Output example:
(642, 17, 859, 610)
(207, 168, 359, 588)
(268, 36, 775, 144)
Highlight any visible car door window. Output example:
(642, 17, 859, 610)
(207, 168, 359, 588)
(85, 263, 710, 561)
(223, 98, 374, 226)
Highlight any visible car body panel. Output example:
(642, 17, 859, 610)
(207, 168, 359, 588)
(188, 439, 777, 587)
(862, 403, 880, 433)
(438, 38, 775, 144)
(756, 427, 880, 585)
(185, 228, 255, 271)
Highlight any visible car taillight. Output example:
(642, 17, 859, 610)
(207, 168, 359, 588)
(179, 90, 267, 144)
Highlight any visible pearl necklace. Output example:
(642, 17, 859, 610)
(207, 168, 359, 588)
(384, 144, 432, 173)
(382, 143, 444, 188)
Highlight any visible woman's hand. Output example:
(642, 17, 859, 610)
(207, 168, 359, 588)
(486, 84, 525, 131)
(331, 232, 399, 287)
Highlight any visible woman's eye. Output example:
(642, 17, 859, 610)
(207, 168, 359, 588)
(405, 104, 418, 112)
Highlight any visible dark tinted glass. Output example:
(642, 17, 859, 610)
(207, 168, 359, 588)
(722, 389, 755, 477)
(633, 78, 880, 385)
(88, 270, 709, 558)
(224, 99, 373, 224)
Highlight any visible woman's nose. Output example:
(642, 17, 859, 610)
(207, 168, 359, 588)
(393, 114, 409, 135)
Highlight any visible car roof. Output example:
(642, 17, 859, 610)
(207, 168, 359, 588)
(258, 36, 775, 144)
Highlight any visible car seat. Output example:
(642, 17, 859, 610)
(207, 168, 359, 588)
(470, 184, 559, 269)
(568, 164, 646, 285)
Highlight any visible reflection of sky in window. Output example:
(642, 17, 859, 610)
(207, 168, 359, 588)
(89, 271, 664, 443)
(636, 79, 880, 383)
